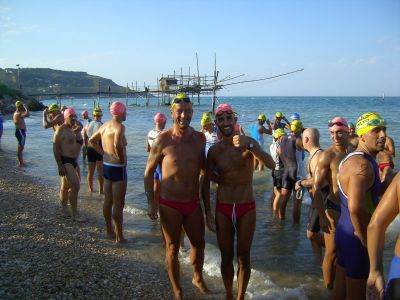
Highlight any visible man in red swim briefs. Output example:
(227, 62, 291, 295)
(144, 93, 209, 300)
(202, 103, 275, 300)
(377, 135, 395, 182)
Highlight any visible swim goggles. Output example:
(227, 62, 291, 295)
(328, 121, 347, 128)
(172, 96, 191, 104)
(366, 118, 385, 127)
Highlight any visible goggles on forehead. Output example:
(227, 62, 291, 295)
(328, 121, 347, 128)
(172, 96, 191, 105)
(366, 118, 385, 127)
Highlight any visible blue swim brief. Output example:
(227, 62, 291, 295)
(103, 162, 127, 182)
(15, 128, 26, 146)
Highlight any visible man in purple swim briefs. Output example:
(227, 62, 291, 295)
(334, 112, 393, 300)
(367, 172, 400, 300)
(144, 93, 209, 300)
(202, 103, 275, 300)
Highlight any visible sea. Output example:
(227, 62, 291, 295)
(1, 96, 399, 299)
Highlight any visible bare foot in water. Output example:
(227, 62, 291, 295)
(192, 277, 210, 293)
(60, 206, 72, 217)
(116, 237, 129, 244)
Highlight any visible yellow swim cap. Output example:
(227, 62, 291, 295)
(275, 111, 283, 118)
(48, 103, 60, 112)
(356, 112, 386, 136)
(258, 114, 266, 121)
(171, 93, 192, 109)
(93, 107, 103, 117)
(290, 120, 303, 133)
(61, 105, 66, 110)
(273, 128, 286, 139)
(200, 113, 212, 126)
(15, 100, 22, 108)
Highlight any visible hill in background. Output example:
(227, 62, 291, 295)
(0, 68, 129, 95)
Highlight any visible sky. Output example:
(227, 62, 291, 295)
(0, 0, 399, 96)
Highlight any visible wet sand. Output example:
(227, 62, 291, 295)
(0, 147, 222, 299)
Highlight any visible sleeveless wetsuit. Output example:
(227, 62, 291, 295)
(280, 134, 298, 190)
(336, 151, 381, 279)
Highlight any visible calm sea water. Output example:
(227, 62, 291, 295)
(1, 96, 399, 299)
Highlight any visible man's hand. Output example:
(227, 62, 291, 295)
(205, 211, 216, 232)
(319, 214, 332, 233)
(57, 164, 66, 176)
(233, 135, 248, 148)
(43, 108, 48, 115)
(146, 191, 158, 220)
(366, 271, 385, 300)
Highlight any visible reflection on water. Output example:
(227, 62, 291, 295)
(1, 96, 398, 299)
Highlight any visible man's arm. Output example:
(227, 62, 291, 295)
(114, 124, 125, 164)
(88, 125, 104, 155)
(312, 152, 332, 232)
(367, 173, 400, 299)
(21, 104, 30, 118)
(202, 147, 217, 232)
(233, 135, 275, 169)
(144, 137, 163, 220)
(347, 157, 373, 247)
(53, 128, 65, 176)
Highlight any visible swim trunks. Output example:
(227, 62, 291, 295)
(87, 146, 103, 163)
(103, 162, 127, 182)
(336, 151, 381, 279)
(15, 128, 26, 146)
(61, 156, 78, 169)
(158, 197, 200, 216)
(272, 169, 283, 189)
(325, 198, 341, 213)
(378, 162, 394, 172)
(216, 201, 256, 224)
(153, 164, 162, 181)
(386, 255, 400, 300)
(307, 206, 320, 232)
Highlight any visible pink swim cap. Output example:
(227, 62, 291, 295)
(215, 103, 234, 115)
(64, 108, 77, 119)
(110, 101, 126, 116)
(81, 110, 89, 118)
(328, 116, 349, 132)
(154, 112, 167, 123)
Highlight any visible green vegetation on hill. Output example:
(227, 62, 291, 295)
(0, 68, 129, 95)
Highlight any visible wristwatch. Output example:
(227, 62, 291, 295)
(247, 142, 254, 150)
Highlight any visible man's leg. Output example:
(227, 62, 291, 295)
(96, 161, 104, 194)
(17, 144, 24, 166)
(236, 210, 256, 300)
(60, 176, 70, 216)
(272, 186, 281, 212)
(330, 265, 346, 300)
(159, 205, 185, 300)
(216, 211, 235, 300)
(278, 188, 292, 220)
(323, 209, 339, 289)
(111, 180, 127, 243)
(346, 277, 366, 300)
(183, 206, 209, 293)
(64, 164, 81, 220)
(87, 161, 96, 192)
(307, 230, 324, 265)
(103, 179, 115, 238)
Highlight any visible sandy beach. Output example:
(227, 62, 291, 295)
(0, 147, 219, 299)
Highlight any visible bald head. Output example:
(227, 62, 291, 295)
(302, 128, 320, 151)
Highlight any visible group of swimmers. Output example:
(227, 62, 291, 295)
(9, 95, 399, 299)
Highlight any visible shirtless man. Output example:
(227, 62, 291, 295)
(367, 172, 400, 300)
(376, 136, 395, 182)
(43, 103, 64, 130)
(53, 108, 84, 221)
(13, 100, 29, 166)
(333, 112, 388, 300)
(81, 110, 91, 160)
(348, 122, 359, 153)
(312, 117, 349, 290)
(295, 128, 325, 264)
(89, 101, 127, 243)
(202, 103, 275, 300)
(144, 93, 209, 299)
